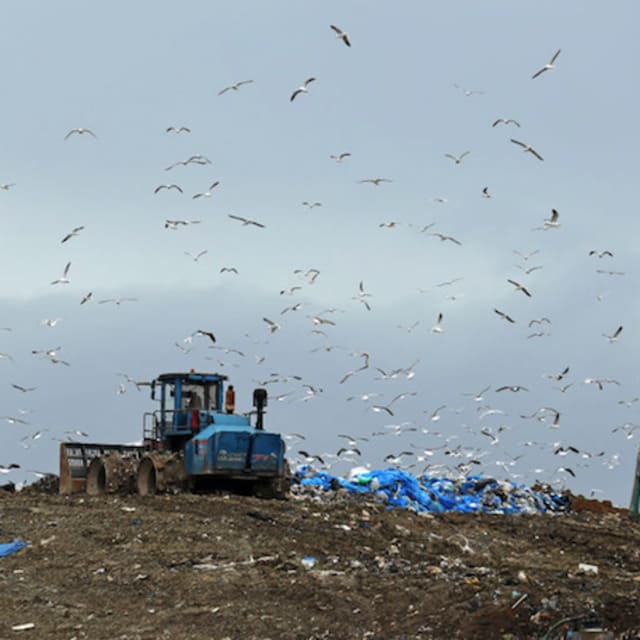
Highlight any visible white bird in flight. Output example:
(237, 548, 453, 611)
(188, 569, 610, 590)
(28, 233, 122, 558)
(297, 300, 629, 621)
(64, 128, 97, 140)
(263, 317, 281, 334)
(330, 25, 351, 47)
(41, 318, 62, 327)
(50, 262, 71, 285)
(431, 312, 444, 334)
(532, 49, 561, 80)
(542, 208, 560, 230)
(492, 118, 520, 128)
(444, 151, 470, 165)
(184, 250, 208, 262)
(166, 126, 191, 134)
(603, 325, 623, 343)
(228, 214, 265, 228)
(218, 80, 254, 96)
(290, 77, 316, 102)
(357, 178, 392, 186)
(154, 184, 183, 194)
(330, 152, 351, 163)
(165, 219, 201, 230)
(352, 281, 372, 311)
(98, 297, 138, 306)
(511, 139, 544, 161)
(192, 182, 220, 199)
(61, 226, 85, 243)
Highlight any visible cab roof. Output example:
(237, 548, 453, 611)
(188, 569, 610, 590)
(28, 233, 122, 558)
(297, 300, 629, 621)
(156, 372, 228, 383)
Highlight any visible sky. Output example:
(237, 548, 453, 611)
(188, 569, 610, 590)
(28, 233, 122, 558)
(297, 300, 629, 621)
(1, 0, 639, 506)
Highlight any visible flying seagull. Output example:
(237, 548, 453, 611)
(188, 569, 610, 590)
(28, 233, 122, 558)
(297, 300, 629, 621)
(263, 317, 281, 334)
(532, 49, 561, 79)
(165, 126, 191, 134)
(584, 377, 620, 390)
(50, 262, 71, 285)
(220, 266, 238, 274)
(357, 178, 392, 186)
(61, 226, 85, 243)
(428, 232, 462, 246)
(302, 201, 322, 210)
(352, 281, 372, 311)
(444, 151, 470, 165)
(192, 182, 221, 199)
(195, 329, 216, 344)
(218, 80, 254, 96)
(290, 77, 316, 102)
(0, 183, 16, 190)
(64, 128, 97, 140)
(543, 208, 560, 230)
(513, 249, 540, 261)
(165, 219, 201, 230)
(431, 312, 444, 333)
(184, 250, 208, 262)
(154, 184, 183, 194)
(494, 308, 515, 323)
(98, 297, 138, 305)
(507, 279, 532, 297)
(41, 318, 62, 327)
(330, 25, 351, 47)
(603, 325, 623, 343)
(511, 139, 544, 161)
(589, 250, 614, 258)
(492, 118, 520, 128)
(516, 264, 544, 275)
(227, 214, 265, 228)
(330, 152, 351, 163)
(545, 366, 570, 381)
(11, 384, 36, 393)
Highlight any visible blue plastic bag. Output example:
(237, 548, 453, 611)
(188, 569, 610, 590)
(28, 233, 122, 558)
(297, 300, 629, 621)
(0, 539, 27, 557)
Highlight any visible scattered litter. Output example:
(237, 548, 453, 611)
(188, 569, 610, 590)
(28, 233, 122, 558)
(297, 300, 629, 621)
(11, 623, 35, 632)
(577, 562, 599, 575)
(193, 555, 277, 571)
(301, 556, 316, 569)
(0, 540, 28, 558)
(511, 593, 528, 609)
(293, 467, 571, 514)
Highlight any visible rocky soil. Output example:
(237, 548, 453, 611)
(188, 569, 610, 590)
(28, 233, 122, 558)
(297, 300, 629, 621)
(0, 482, 639, 639)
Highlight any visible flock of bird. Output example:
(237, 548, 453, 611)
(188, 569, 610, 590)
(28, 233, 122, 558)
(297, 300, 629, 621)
(0, 18, 634, 504)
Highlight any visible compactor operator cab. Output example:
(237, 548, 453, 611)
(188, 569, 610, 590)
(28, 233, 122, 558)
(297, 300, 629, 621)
(150, 372, 228, 440)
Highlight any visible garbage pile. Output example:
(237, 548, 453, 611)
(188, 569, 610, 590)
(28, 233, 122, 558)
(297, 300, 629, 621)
(292, 467, 572, 515)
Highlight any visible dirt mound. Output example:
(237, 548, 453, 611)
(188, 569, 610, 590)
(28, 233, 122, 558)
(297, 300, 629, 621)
(0, 485, 639, 639)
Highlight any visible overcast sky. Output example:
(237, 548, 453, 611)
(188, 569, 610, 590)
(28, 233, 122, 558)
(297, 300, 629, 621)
(1, 1, 639, 506)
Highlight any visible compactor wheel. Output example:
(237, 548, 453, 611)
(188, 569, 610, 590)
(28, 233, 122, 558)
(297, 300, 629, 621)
(137, 452, 187, 495)
(86, 454, 137, 495)
(137, 457, 157, 496)
(254, 460, 291, 500)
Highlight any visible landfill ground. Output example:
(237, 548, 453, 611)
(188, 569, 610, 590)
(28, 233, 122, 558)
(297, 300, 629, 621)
(1, 482, 640, 640)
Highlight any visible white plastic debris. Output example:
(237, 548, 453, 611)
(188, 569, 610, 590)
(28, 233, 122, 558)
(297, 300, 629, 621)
(11, 623, 35, 632)
(577, 562, 599, 575)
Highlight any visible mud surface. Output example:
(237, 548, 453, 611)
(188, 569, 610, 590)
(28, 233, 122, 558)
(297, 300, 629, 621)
(1, 484, 640, 639)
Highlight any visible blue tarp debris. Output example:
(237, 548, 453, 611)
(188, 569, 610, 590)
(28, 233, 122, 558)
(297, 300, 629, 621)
(0, 540, 27, 557)
(293, 467, 570, 515)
